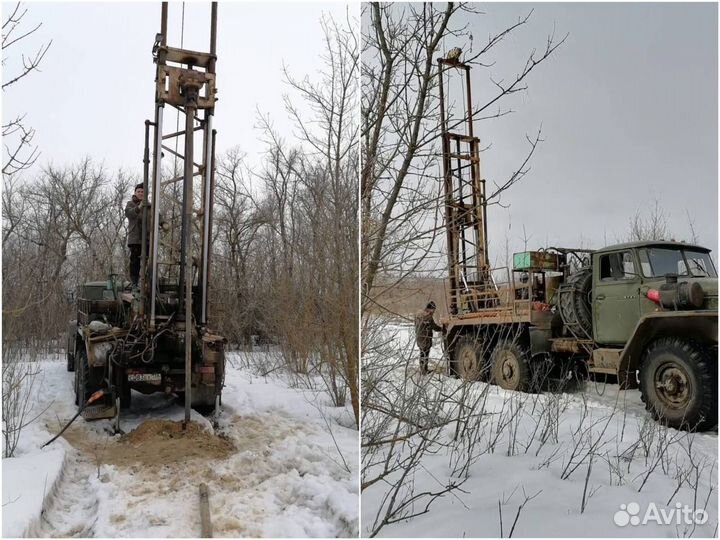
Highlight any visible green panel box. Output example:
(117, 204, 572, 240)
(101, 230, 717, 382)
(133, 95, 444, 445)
(513, 251, 561, 271)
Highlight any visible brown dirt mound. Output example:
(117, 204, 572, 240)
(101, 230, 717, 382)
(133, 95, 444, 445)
(114, 420, 235, 467)
(121, 419, 207, 444)
(51, 419, 235, 468)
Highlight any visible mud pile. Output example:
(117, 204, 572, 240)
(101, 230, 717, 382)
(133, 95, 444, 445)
(54, 419, 235, 468)
(114, 420, 235, 466)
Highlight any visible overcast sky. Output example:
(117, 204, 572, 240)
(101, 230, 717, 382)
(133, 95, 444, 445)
(2, 2, 352, 178)
(450, 3, 718, 264)
(4, 2, 718, 264)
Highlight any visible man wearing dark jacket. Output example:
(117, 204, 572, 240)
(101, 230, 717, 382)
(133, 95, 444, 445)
(125, 183, 146, 286)
(414, 301, 442, 374)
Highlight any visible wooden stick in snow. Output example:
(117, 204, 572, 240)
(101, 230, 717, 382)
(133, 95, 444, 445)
(199, 483, 213, 538)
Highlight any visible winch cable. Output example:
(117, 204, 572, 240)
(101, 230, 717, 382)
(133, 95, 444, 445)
(41, 390, 107, 448)
(593, 373, 608, 396)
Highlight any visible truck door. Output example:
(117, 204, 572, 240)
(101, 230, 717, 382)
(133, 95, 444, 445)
(593, 250, 642, 345)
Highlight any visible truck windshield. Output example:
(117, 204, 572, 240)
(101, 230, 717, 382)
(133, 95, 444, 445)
(638, 248, 717, 278)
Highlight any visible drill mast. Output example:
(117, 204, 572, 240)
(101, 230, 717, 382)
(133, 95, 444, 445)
(438, 56, 490, 315)
(140, 2, 218, 423)
(138, 2, 218, 325)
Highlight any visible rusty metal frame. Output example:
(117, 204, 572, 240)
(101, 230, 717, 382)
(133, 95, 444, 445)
(136, 2, 219, 425)
(439, 58, 560, 331)
(145, 1, 217, 333)
(438, 58, 489, 317)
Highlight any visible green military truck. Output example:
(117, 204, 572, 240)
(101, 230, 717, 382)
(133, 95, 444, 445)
(443, 241, 718, 431)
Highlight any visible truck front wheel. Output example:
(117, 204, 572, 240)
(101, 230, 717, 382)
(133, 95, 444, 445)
(639, 337, 717, 431)
(490, 340, 532, 392)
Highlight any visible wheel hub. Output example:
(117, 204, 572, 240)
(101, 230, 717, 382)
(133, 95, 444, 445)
(498, 351, 519, 386)
(655, 365, 690, 408)
(459, 347, 477, 378)
(502, 361, 514, 379)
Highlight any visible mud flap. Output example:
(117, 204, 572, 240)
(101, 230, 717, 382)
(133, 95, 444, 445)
(618, 367, 639, 390)
(82, 403, 117, 421)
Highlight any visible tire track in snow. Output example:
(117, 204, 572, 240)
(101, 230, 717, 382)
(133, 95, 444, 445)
(34, 450, 99, 538)
(22, 361, 358, 537)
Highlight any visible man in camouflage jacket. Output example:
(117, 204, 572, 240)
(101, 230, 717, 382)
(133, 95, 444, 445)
(414, 301, 442, 374)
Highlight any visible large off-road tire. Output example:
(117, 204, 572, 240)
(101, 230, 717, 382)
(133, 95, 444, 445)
(74, 358, 80, 406)
(639, 337, 717, 431)
(66, 322, 77, 372)
(451, 335, 485, 381)
(490, 339, 532, 392)
(74, 349, 90, 409)
(559, 268, 593, 337)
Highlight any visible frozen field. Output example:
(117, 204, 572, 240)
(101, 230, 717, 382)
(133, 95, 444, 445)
(361, 322, 718, 538)
(3, 351, 358, 538)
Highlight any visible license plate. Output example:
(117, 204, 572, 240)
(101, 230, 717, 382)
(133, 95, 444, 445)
(127, 372, 162, 384)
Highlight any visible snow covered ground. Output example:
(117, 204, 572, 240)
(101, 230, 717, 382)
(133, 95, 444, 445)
(361, 322, 718, 538)
(3, 351, 358, 538)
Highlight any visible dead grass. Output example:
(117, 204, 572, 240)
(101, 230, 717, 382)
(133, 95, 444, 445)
(370, 277, 450, 318)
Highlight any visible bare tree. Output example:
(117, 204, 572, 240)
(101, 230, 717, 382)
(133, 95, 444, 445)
(361, 3, 567, 534)
(627, 199, 670, 242)
(2, 159, 120, 343)
(2, 2, 52, 177)
(208, 12, 360, 427)
(361, 2, 565, 308)
(282, 11, 359, 424)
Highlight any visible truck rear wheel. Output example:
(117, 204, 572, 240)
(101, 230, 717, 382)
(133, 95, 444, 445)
(639, 337, 717, 431)
(74, 349, 90, 409)
(490, 340, 532, 392)
(66, 322, 77, 372)
(451, 335, 484, 381)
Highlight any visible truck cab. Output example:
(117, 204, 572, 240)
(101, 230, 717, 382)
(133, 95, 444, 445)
(588, 241, 717, 430)
(591, 241, 718, 346)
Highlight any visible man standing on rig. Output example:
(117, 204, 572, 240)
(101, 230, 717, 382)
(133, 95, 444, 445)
(125, 183, 145, 288)
(414, 301, 442, 374)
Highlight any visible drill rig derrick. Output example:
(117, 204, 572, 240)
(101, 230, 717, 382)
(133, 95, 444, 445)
(437, 54, 491, 316)
(67, 2, 225, 430)
(139, 2, 222, 426)
(144, 2, 217, 330)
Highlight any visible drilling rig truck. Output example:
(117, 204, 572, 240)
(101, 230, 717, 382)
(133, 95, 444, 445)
(437, 54, 718, 432)
(66, 2, 226, 426)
